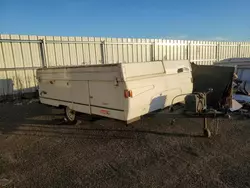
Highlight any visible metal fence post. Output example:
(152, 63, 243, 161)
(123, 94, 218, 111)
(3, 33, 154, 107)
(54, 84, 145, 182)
(186, 43, 191, 60)
(237, 44, 241, 57)
(216, 43, 220, 62)
(40, 39, 47, 67)
(100, 41, 106, 64)
(151, 42, 155, 61)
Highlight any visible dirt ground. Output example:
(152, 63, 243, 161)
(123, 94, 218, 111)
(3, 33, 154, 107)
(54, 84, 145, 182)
(0, 100, 250, 188)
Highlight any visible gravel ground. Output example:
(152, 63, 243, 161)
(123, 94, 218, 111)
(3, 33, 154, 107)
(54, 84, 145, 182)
(0, 100, 250, 188)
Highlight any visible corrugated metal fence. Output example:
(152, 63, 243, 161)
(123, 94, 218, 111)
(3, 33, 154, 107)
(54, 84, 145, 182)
(1, 34, 250, 97)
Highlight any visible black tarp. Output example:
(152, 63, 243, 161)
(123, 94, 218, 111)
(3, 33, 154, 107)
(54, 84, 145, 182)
(191, 63, 235, 109)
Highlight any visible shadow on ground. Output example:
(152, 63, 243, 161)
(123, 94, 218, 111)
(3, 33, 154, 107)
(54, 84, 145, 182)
(0, 102, 206, 139)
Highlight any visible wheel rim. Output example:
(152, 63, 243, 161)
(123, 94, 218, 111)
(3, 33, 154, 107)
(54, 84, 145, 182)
(66, 107, 76, 121)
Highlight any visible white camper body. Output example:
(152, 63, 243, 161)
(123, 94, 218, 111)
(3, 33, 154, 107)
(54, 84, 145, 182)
(37, 60, 193, 123)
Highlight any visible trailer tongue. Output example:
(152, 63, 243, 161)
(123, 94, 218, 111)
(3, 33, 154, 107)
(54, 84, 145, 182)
(169, 63, 235, 137)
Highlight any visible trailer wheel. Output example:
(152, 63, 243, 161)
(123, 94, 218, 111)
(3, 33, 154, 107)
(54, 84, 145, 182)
(64, 106, 77, 124)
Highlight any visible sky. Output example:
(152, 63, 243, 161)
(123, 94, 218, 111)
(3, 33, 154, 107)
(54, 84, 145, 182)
(0, 0, 250, 41)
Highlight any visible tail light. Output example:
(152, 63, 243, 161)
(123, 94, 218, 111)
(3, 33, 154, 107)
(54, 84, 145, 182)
(124, 90, 133, 98)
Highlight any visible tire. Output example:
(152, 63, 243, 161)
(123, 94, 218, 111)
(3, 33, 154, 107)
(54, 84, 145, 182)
(64, 106, 77, 124)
